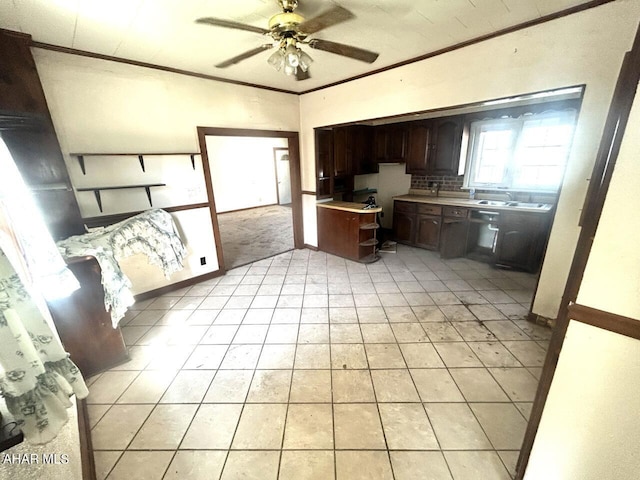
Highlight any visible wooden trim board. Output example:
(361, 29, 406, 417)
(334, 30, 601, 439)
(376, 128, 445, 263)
(568, 304, 640, 341)
(133, 270, 224, 302)
(14, 1, 615, 96)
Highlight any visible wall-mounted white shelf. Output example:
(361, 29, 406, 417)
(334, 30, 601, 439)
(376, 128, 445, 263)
(76, 183, 166, 212)
(70, 152, 200, 175)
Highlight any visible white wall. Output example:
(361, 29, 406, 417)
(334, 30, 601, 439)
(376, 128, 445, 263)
(354, 165, 412, 229)
(205, 136, 287, 213)
(118, 208, 218, 295)
(299, 0, 640, 320)
(525, 321, 640, 480)
(525, 79, 640, 479)
(34, 49, 299, 293)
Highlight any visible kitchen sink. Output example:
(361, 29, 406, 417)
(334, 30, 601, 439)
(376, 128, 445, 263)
(512, 202, 548, 209)
(476, 200, 508, 206)
(475, 200, 548, 209)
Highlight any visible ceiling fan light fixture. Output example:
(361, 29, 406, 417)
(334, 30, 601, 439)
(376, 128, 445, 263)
(298, 49, 313, 72)
(267, 49, 285, 71)
(285, 43, 300, 68)
(283, 63, 297, 76)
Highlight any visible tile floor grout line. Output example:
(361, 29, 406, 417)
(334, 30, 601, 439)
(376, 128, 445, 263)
(386, 304, 454, 480)
(355, 304, 398, 480)
(275, 282, 302, 480)
(326, 274, 340, 480)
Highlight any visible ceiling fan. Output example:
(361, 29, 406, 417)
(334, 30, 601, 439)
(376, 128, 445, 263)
(195, 0, 379, 81)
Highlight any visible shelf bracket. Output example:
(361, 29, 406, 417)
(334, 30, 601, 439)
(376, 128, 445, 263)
(93, 189, 103, 212)
(77, 155, 86, 175)
(190, 154, 196, 170)
(138, 155, 145, 172)
(144, 186, 153, 207)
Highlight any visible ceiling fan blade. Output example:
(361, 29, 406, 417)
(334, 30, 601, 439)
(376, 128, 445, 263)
(295, 68, 310, 81)
(308, 39, 379, 63)
(215, 44, 273, 68)
(297, 5, 354, 35)
(196, 17, 270, 35)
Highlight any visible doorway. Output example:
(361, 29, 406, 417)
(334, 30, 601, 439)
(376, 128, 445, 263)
(274, 147, 292, 205)
(197, 128, 303, 272)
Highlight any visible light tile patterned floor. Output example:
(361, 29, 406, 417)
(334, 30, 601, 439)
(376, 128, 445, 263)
(87, 245, 552, 480)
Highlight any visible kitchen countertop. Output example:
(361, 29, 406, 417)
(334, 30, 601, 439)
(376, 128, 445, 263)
(393, 194, 553, 213)
(317, 200, 382, 214)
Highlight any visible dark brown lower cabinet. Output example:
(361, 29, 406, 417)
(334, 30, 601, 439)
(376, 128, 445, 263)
(495, 212, 549, 272)
(393, 211, 416, 244)
(317, 204, 380, 263)
(47, 256, 129, 377)
(415, 215, 441, 250)
(393, 200, 550, 270)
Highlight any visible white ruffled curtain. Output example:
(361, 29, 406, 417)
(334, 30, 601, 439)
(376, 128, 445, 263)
(0, 137, 88, 444)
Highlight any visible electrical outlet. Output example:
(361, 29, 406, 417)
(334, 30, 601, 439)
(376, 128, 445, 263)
(200, 257, 206, 265)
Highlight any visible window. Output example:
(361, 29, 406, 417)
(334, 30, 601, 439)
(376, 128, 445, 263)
(463, 110, 577, 192)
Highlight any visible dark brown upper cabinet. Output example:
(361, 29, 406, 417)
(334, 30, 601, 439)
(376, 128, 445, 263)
(429, 116, 464, 176)
(315, 128, 333, 198)
(332, 127, 352, 177)
(406, 122, 432, 175)
(351, 126, 377, 175)
(373, 123, 408, 163)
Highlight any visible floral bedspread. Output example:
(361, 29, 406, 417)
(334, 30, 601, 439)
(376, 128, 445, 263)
(56, 209, 187, 327)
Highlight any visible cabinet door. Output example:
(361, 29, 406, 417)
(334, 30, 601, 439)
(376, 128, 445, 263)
(386, 124, 408, 161)
(495, 212, 548, 272)
(415, 214, 441, 250)
(315, 129, 333, 197)
(317, 207, 360, 260)
(352, 126, 377, 175)
(373, 126, 388, 162)
(429, 117, 463, 176)
(440, 218, 469, 259)
(406, 123, 431, 175)
(393, 211, 416, 244)
(333, 127, 353, 177)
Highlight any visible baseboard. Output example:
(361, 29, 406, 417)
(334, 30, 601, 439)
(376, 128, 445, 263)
(217, 203, 279, 215)
(304, 244, 319, 251)
(527, 311, 555, 327)
(133, 270, 224, 301)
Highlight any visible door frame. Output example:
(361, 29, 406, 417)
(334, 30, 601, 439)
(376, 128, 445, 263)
(196, 127, 304, 272)
(273, 146, 290, 205)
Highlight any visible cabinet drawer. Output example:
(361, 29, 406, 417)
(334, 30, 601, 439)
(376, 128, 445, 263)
(394, 201, 417, 213)
(443, 206, 468, 218)
(417, 204, 442, 215)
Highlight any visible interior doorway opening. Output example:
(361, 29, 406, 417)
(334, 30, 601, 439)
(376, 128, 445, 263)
(197, 128, 303, 271)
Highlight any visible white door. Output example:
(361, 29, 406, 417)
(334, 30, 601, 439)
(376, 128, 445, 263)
(276, 150, 291, 205)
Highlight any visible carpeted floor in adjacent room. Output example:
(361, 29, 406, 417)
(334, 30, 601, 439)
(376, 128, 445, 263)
(217, 204, 294, 269)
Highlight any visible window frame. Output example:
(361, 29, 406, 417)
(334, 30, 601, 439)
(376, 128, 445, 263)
(462, 109, 577, 193)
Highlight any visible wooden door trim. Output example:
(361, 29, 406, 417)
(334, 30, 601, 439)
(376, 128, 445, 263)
(515, 22, 640, 479)
(567, 304, 640, 341)
(197, 127, 304, 272)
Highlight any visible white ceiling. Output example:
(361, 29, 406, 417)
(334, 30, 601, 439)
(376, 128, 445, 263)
(0, 0, 601, 93)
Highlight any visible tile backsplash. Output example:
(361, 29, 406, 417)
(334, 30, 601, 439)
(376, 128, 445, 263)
(411, 175, 463, 191)
(410, 175, 558, 204)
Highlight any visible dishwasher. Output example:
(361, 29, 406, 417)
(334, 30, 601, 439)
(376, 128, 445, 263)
(467, 209, 500, 262)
